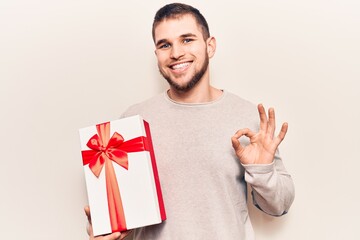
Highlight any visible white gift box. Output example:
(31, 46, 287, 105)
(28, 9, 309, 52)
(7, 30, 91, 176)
(79, 115, 166, 236)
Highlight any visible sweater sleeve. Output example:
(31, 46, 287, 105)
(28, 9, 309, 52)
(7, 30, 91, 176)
(241, 150, 295, 216)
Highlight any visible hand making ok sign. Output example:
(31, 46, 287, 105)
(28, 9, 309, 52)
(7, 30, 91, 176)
(231, 104, 288, 165)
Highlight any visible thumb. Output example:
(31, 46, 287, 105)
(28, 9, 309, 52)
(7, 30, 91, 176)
(231, 135, 243, 152)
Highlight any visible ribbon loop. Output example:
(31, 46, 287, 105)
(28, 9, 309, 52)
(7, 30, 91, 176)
(83, 123, 148, 175)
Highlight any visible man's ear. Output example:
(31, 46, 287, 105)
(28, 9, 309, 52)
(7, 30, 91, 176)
(206, 36, 216, 58)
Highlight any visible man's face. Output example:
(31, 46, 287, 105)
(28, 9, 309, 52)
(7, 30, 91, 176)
(154, 14, 214, 92)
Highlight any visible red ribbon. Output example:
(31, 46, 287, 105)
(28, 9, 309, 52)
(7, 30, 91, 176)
(82, 122, 149, 232)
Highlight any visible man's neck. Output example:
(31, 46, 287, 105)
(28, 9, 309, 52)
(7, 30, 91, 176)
(167, 83, 223, 103)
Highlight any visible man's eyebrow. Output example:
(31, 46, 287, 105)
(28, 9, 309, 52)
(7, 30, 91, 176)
(155, 39, 168, 47)
(180, 33, 197, 38)
(155, 33, 198, 47)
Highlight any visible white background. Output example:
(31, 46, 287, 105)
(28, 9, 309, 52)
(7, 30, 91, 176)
(1, 0, 359, 239)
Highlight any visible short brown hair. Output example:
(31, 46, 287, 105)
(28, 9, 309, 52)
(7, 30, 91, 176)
(152, 3, 210, 41)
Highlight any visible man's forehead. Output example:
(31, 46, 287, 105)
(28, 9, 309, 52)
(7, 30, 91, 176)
(154, 14, 203, 41)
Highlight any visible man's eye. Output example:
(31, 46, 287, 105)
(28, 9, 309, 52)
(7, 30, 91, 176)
(160, 43, 170, 49)
(183, 38, 193, 43)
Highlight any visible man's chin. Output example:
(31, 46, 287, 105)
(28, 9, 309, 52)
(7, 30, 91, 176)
(166, 79, 196, 92)
(160, 66, 205, 93)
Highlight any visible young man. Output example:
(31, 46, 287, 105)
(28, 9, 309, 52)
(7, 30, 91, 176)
(85, 3, 294, 240)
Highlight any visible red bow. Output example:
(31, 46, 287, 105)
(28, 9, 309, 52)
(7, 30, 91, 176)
(81, 122, 149, 232)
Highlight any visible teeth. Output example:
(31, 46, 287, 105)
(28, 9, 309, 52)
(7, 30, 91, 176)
(172, 62, 190, 70)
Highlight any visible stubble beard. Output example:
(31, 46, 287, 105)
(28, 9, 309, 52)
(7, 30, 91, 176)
(159, 56, 209, 92)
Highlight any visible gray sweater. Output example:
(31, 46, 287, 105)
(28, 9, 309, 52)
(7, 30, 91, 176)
(122, 90, 295, 240)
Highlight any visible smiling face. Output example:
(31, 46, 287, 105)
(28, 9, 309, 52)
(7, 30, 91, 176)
(154, 14, 215, 92)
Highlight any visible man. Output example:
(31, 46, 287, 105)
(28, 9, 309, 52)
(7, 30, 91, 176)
(85, 3, 295, 240)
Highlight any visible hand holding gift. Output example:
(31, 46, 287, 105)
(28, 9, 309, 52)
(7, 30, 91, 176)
(84, 206, 132, 240)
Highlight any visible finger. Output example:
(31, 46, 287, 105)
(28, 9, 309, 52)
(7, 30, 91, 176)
(257, 104, 268, 132)
(86, 221, 93, 237)
(120, 230, 133, 239)
(274, 122, 288, 147)
(267, 107, 276, 138)
(103, 232, 121, 240)
(233, 128, 256, 140)
(84, 205, 92, 224)
(232, 128, 256, 151)
(231, 136, 243, 152)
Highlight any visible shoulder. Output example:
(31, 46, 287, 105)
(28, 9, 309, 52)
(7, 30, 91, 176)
(221, 90, 259, 129)
(223, 90, 258, 114)
(121, 92, 166, 118)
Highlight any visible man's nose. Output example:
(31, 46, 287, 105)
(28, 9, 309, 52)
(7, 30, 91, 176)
(170, 44, 185, 59)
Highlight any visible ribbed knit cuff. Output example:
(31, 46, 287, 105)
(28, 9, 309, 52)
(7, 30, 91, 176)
(241, 160, 275, 174)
